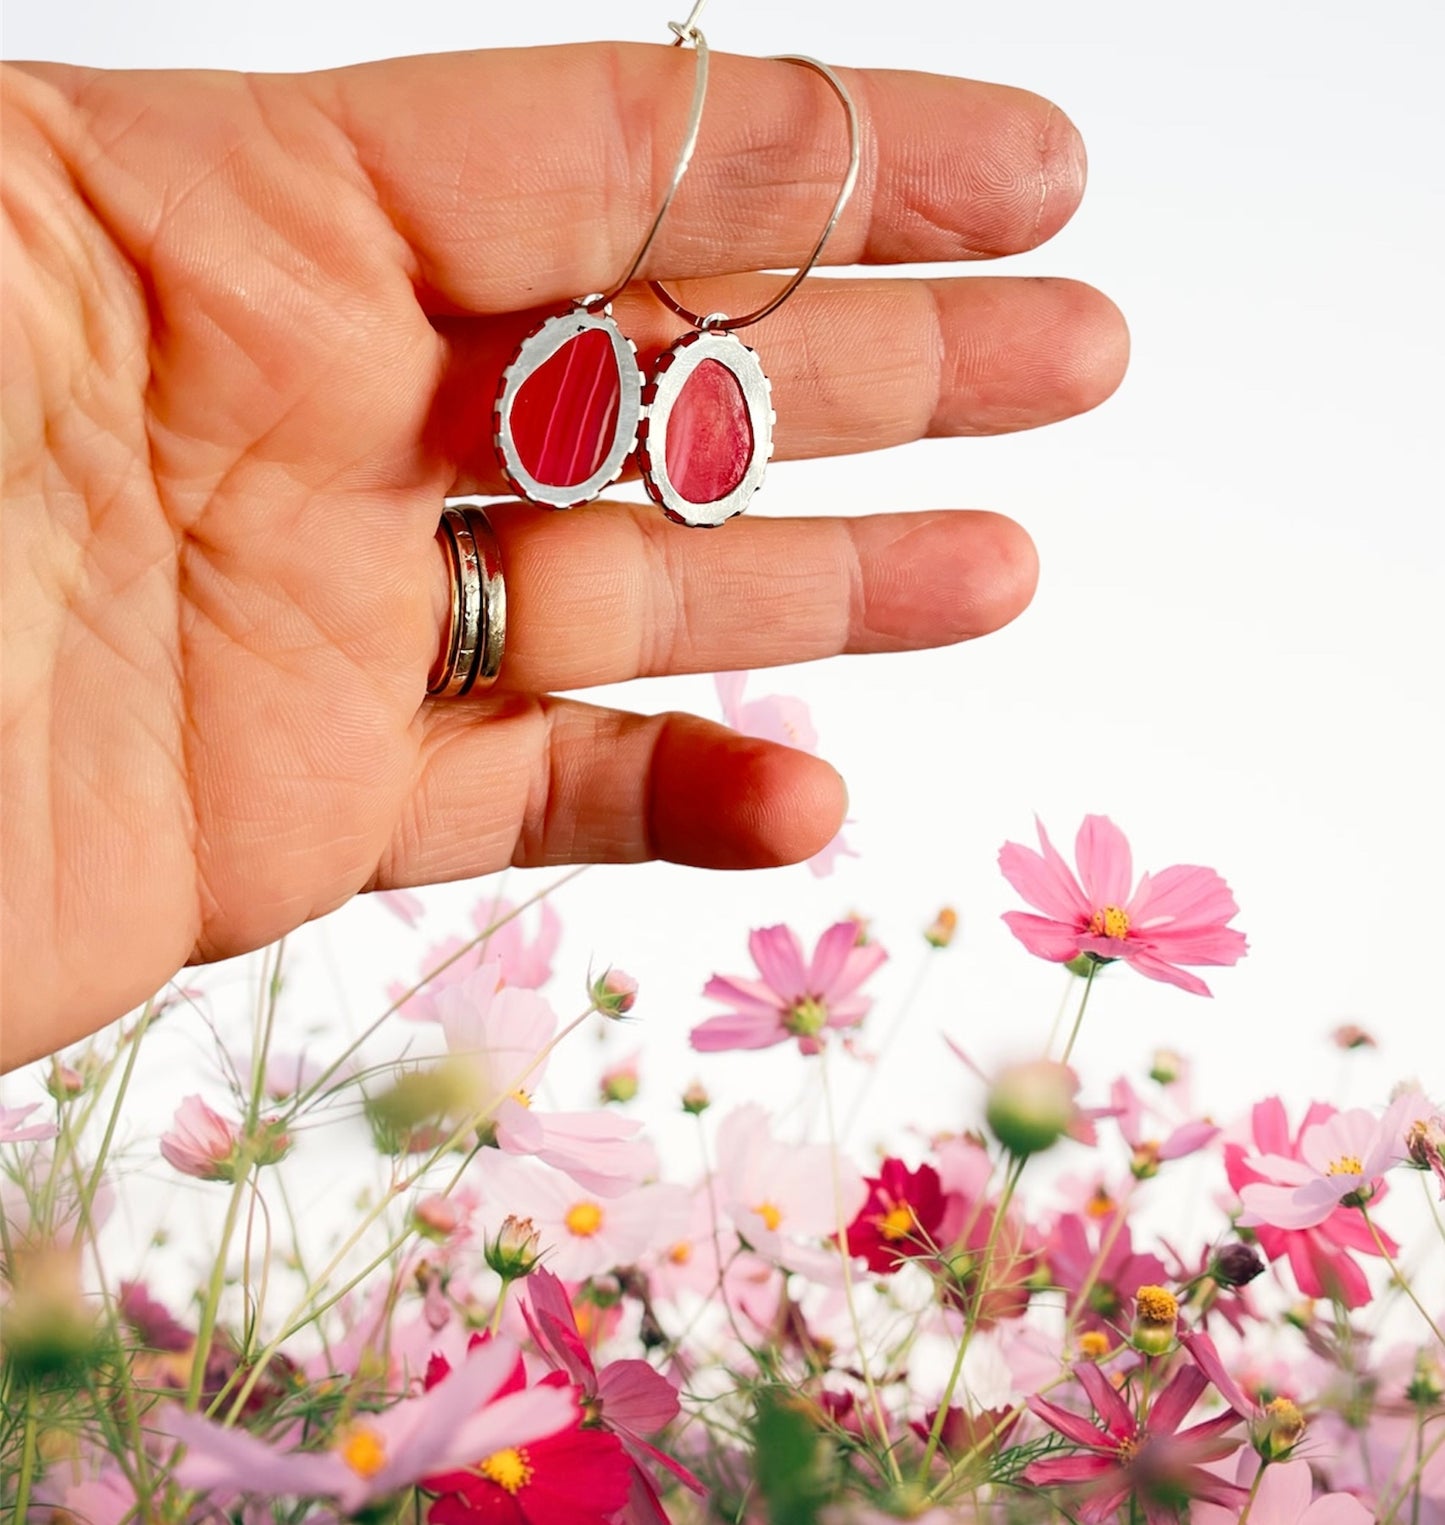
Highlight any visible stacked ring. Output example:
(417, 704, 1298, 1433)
(427, 505, 506, 697)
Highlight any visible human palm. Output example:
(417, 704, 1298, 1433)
(1, 45, 1127, 1065)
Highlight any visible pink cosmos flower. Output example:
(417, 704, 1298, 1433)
(1224, 1098, 1396, 1307)
(439, 966, 655, 1196)
(1023, 1360, 1248, 1523)
(474, 1154, 690, 1282)
(1239, 1090, 1421, 1231)
(999, 815, 1247, 995)
(715, 673, 858, 876)
(714, 1103, 866, 1284)
(1193, 1455, 1373, 1525)
(690, 922, 887, 1054)
(159, 1095, 242, 1181)
(0, 1101, 57, 1144)
(159, 1095, 288, 1182)
(164, 1336, 575, 1514)
(642, 1182, 736, 1304)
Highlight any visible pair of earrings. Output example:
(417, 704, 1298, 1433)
(493, 9, 859, 528)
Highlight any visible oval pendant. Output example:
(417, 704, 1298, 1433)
(494, 306, 642, 509)
(638, 330, 774, 527)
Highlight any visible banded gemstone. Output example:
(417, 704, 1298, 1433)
(509, 327, 622, 488)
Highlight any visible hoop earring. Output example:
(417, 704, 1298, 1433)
(493, 13, 710, 510)
(637, 54, 860, 528)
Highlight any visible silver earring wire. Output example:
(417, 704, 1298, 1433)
(585, 4, 712, 311)
(648, 54, 860, 332)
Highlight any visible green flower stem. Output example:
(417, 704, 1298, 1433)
(82, 998, 155, 1211)
(821, 1051, 905, 1487)
(187, 1164, 255, 1409)
(247, 940, 285, 1125)
(1360, 1203, 1445, 1348)
(488, 1278, 512, 1337)
(1423, 1170, 1445, 1248)
(13, 1384, 38, 1522)
(1059, 959, 1098, 1067)
(918, 1150, 1027, 1480)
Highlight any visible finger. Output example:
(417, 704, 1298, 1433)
(427, 505, 1036, 695)
(311, 46, 1085, 313)
(372, 698, 848, 888)
(431, 275, 1128, 489)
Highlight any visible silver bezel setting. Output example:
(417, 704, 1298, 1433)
(637, 329, 775, 528)
(494, 306, 642, 510)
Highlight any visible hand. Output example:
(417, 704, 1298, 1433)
(0, 44, 1127, 1066)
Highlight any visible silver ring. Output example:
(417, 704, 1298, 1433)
(427, 505, 505, 697)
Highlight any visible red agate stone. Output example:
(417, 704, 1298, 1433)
(510, 327, 621, 488)
(664, 358, 753, 504)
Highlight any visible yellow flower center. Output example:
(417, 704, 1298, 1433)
(338, 1426, 387, 1478)
(1089, 905, 1130, 939)
(878, 1204, 916, 1242)
(564, 1201, 604, 1236)
(1327, 1154, 1364, 1176)
(508, 1088, 532, 1108)
(1086, 1185, 1116, 1219)
(783, 997, 827, 1037)
(1264, 1397, 1305, 1443)
(667, 1241, 692, 1265)
(753, 1201, 783, 1232)
(1078, 1330, 1112, 1360)
(478, 1446, 533, 1494)
(1134, 1285, 1179, 1325)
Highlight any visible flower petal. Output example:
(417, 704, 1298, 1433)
(1120, 948, 1215, 997)
(701, 973, 786, 1019)
(1001, 912, 1086, 962)
(1129, 863, 1238, 930)
(1075, 815, 1133, 911)
(1026, 1394, 1113, 1451)
(688, 1013, 786, 1052)
(1148, 1363, 1209, 1436)
(1076, 1360, 1136, 1441)
(998, 819, 1091, 922)
(807, 920, 861, 995)
(1022, 1453, 1120, 1485)
(748, 925, 809, 1002)
(825, 940, 888, 1002)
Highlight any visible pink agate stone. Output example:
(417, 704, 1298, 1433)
(510, 328, 622, 488)
(663, 358, 754, 504)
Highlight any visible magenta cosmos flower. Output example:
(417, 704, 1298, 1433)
(999, 815, 1247, 996)
(690, 921, 886, 1053)
(1024, 1360, 1248, 1524)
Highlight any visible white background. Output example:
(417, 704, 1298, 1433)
(4, 1, 1443, 1270)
